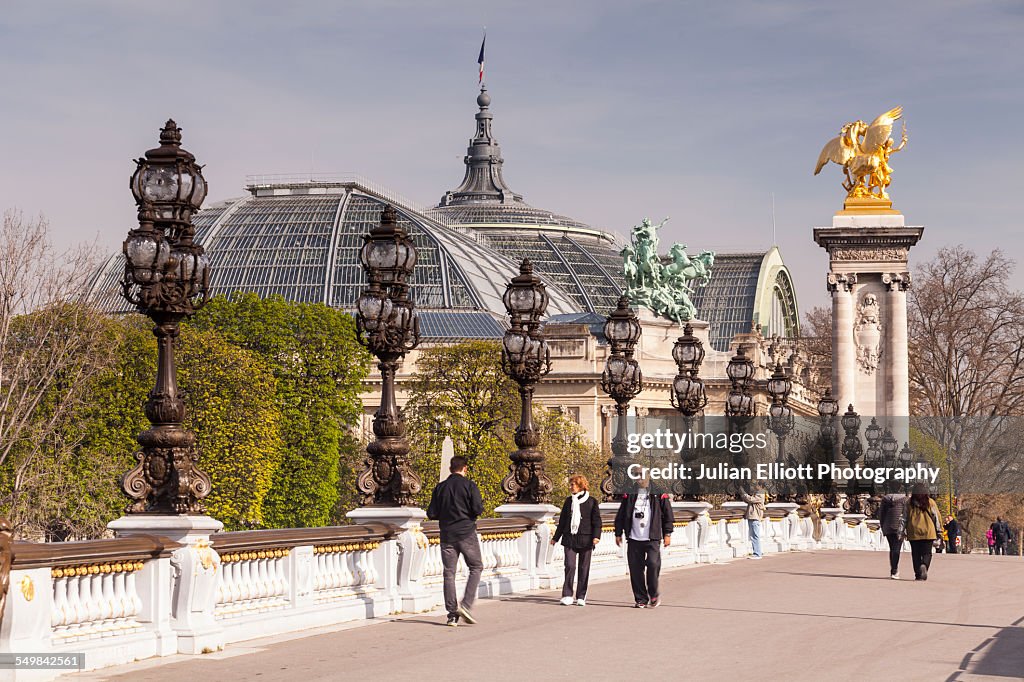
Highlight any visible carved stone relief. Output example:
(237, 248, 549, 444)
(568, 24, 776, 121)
(826, 272, 857, 293)
(882, 271, 912, 291)
(854, 292, 882, 374)
(832, 248, 907, 262)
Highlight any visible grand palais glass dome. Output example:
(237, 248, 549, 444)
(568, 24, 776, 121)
(89, 86, 801, 345)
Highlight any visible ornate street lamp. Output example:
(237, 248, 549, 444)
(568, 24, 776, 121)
(669, 322, 705, 500)
(501, 259, 553, 504)
(897, 442, 914, 493)
(120, 120, 212, 514)
(817, 388, 840, 506)
(725, 346, 755, 420)
(839, 405, 863, 514)
(355, 205, 422, 506)
(599, 295, 644, 501)
(766, 362, 795, 501)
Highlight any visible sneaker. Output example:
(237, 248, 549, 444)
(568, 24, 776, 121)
(446, 615, 459, 627)
(649, 596, 661, 608)
(890, 573, 900, 580)
(457, 605, 477, 624)
(748, 555, 762, 560)
(920, 565, 928, 581)
(634, 602, 647, 609)
(576, 599, 586, 607)
(560, 596, 574, 606)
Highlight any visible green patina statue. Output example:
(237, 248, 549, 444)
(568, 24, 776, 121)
(620, 217, 714, 324)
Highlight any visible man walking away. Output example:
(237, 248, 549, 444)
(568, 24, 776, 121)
(614, 475, 673, 608)
(741, 481, 766, 559)
(944, 515, 960, 554)
(427, 455, 484, 626)
(991, 517, 1010, 556)
(878, 491, 909, 578)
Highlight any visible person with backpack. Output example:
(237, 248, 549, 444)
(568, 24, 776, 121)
(903, 484, 942, 581)
(991, 517, 1011, 555)
(878, 491, 909, 578)
(614, 474, 674, 608)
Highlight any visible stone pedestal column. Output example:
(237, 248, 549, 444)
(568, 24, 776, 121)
(108, 515, 224, 655)
(884, 272, 911, 443)
(815, 216, 923, 427)
(495, 503, 559, 589)
(347, 506, 430, 613)
(829, 273, 857, 411)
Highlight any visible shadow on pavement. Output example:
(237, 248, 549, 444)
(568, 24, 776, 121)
(947, 616, 1024, 681)
(771, 571, 892, 580)
(498, 595, 636, 609)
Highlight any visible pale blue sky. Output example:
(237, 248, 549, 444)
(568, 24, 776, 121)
(1, 1, 1020, 311)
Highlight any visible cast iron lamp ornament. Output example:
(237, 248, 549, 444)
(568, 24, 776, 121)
(599, 295, 644, 501)
(839, 404, 864, 514)
(725, 346, 755, 420)
(669, 322, 706, 500)
(355, 206, 422, 506)
(120, 120, 212, 514)
(766, 362, 796, 501)
(500, 259, 554, 504)
(816, 388, 841, 506)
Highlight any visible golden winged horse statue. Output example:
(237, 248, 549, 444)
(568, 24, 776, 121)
(815, 106, 908, 201)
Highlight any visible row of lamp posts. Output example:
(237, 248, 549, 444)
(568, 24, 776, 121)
(113, 119, 932, 521)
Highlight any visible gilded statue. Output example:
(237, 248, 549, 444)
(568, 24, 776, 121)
(620, 218, 714, 324)
(814, 106, 908, 201)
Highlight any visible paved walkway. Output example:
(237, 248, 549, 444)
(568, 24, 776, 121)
(78, 551, 1024, 682)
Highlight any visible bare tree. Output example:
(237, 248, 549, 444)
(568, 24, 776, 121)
(0, 210, 114, 536)
(909, 247, 1024, 495)
(801, 305, 832, 394)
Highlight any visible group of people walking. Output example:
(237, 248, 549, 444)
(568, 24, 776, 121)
(429, 461, 1010, 626)
(427, 464, 678, 624)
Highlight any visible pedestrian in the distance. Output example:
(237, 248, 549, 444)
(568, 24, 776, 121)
(987, 527, 995, 554)
(878, 490, 909, 579)
(426, 455, 484, 627)
(991, 517, 1010, 555)
(903, 484, 942, 581)
(740, 481, 766, 559)
(551, 474, 602, 606)
(944, 515, 960, 554)
(614, 474, 673, 608)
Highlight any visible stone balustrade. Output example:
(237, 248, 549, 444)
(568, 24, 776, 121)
(0, 506, 885, 681)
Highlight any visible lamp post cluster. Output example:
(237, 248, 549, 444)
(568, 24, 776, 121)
(766, 362, 795, 501)
(120, 120, 212, 514)
(598, 295, 644, 501)
(670, 323, 706, 500)
(354, 205, 422, 507)
(816, 388, 840, 506)
(500, 259, 554, 505)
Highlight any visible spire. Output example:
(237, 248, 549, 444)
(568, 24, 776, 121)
(438, 86, 523, 207)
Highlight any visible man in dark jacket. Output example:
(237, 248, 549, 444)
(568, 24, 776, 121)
(614, 476, 673, 608)
(991, 517, 1011, 556)
(944, 516, 960, 554)
(878, 492, 909, 578)
(427, 456, 484, 626)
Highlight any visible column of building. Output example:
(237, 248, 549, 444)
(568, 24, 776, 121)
(828, 272, 857, 412)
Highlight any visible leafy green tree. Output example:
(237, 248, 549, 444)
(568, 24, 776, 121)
(405, 341, 604, 516)
(190, 293, 371, 527)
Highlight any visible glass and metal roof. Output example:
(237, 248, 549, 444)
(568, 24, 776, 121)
(688, 247, 800, 351)
(87, 180, 580, 341)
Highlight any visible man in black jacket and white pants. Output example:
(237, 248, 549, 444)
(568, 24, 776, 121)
(427, 456, 484, 627)
(614, 477, 674, 608)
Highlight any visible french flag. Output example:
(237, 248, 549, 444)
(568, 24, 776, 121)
(477, 34, 486, 84)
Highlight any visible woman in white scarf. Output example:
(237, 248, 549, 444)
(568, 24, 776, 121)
(551, 475, 603, 606)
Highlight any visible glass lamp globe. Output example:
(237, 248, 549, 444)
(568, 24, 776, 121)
(129, 120, 207, 223)
(672, 323, 705, 374)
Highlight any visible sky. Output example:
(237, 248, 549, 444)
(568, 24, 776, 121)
(1, 0, 1021, 312)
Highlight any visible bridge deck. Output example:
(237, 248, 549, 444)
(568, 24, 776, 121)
(79, 551, 1024, 681)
